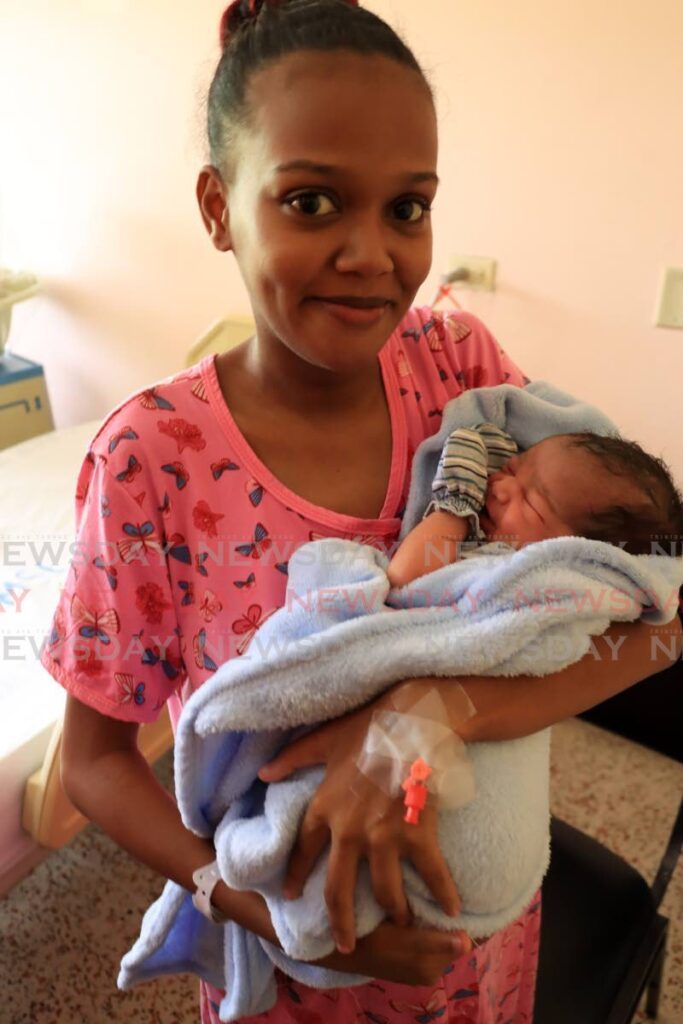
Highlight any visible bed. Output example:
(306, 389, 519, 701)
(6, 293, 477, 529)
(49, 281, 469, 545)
(1, 318, 254, 893)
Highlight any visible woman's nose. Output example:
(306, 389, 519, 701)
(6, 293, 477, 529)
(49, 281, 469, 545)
(334, 218, 394, 275)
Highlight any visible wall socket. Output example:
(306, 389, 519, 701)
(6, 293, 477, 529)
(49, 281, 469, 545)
(448, 255, 497, 291)
(655, 267, 683, 329)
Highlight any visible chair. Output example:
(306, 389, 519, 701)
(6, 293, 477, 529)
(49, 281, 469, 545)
(535, 653, 683, 1024)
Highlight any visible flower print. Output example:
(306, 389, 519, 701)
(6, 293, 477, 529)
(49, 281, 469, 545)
(75, 647, 105, 677)
(192, 499, 225, 538)
(157, 417, 207, 454)
(136, 582, 172, 624)
(198, 589, 222, 623)
(139, 388, 175, 411)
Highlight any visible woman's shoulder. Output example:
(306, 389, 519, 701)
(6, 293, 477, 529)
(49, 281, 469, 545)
(388, 305, 527, 390)
(84, 360, 212, 459)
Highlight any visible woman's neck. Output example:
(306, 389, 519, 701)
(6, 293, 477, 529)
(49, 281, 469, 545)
(240, 333, 385, 421)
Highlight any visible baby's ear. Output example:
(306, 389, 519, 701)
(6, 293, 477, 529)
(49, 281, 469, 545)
(196, 165, 233, 252)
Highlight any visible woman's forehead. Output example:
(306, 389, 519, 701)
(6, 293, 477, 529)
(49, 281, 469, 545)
(244, 50, 437, 171)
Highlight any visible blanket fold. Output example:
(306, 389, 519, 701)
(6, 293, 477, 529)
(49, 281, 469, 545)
(118, 382, 683, 1022)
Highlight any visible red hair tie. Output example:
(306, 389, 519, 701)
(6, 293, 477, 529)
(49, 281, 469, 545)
(220, 0, 359, 49)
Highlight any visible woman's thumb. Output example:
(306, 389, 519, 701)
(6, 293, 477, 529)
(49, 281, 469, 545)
(258, 731, 327, 781)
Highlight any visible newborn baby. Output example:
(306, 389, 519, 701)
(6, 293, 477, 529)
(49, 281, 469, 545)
(388, 427, 681, 588)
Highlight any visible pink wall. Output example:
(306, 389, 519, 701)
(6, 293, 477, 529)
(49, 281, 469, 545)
(2, 0, 682, 478)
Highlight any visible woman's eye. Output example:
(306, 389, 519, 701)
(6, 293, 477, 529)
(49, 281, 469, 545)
(394, 197, 432, 223)
(285, 191, 337, 216)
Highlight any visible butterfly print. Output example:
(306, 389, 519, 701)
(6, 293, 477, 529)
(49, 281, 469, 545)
(157, 492, 171, 517)
(275, 562, 288, 575)
(195, 551, 209, 577)
(455, 366, 487, 389)
(193, 628, 218, 671)
(234, 572, 256, 590)
(141, 639, 182, 680)
(397, 349, 412, 377)
(139, 387, 175, 411)
(211, 457, 239, 480)
(115, 455, 142, 484)
(115, 672, 146, 706)
(117, 522, 164, 563)
(161, 461, 189, 489)
(191, 376, 208, 402)
(75, 452, 96, 504)
(157, 417, 207, 454)
(198, 589, 222, 623)
(178, 580, 195, 605)
(388, 993, 447, 1022)
(108, 425, 139, 453)
(93, 555, 118, 590)
(231, 603, 275, 656)
(246, 478, 263, 507)
(165, 532, 191, 565)
(100, 495, 112, 517)
(71, 594, 120, 645)
(235, 522, 272, 560)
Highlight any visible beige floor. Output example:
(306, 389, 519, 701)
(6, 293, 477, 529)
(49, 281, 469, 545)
(0, 718, 681, 1024)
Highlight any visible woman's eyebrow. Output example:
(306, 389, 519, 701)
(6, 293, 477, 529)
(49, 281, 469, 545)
(274, 159, 439, 185)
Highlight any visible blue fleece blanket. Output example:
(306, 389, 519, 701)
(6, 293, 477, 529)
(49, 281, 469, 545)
(118, 383, 683, 1022)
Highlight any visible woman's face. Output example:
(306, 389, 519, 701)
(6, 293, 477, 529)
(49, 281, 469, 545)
(197, 50, 438, 376)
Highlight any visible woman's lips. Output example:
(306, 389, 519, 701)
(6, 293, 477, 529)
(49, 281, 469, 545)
(311, 298, 390, 326)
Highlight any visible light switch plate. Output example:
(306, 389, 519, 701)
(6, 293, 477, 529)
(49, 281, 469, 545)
(655, 267, 683, 329)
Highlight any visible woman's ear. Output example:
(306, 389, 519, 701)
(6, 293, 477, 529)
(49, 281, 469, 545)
(196, 165, 232, 252)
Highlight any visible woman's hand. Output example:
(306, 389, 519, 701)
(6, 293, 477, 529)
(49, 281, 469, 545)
(313, 918, 472, 987)
(258, 695, 462, 954)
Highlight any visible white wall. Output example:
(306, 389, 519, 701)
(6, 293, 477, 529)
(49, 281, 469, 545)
(1, 0, 681, 478)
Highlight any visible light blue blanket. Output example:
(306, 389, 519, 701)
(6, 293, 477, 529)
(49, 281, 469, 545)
(118, 383, 683, 1022)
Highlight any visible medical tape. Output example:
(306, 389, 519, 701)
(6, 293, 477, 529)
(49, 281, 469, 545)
(353, 686, 477, 812)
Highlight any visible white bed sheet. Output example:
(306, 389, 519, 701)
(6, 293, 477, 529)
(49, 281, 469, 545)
(0, 421, 100, 756)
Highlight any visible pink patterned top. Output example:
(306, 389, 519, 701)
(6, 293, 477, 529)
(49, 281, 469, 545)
(41, 307, 541, 1024)
(41, 307, 526, 732)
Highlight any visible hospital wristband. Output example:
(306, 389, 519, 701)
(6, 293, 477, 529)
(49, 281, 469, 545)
(192, 859, 228, 924)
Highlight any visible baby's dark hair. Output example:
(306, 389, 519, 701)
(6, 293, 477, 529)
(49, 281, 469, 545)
(208, 0, 434, 184)
(563, 432, 683, 556)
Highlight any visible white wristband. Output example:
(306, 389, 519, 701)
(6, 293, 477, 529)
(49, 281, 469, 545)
(192, 859, 227, 924)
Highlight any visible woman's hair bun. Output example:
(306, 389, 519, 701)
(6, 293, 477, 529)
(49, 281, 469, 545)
(219, 0, 360, 51)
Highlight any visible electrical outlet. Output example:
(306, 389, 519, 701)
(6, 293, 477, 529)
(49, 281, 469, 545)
(448, 255, 497, 291)
(655, 267, 683, 329)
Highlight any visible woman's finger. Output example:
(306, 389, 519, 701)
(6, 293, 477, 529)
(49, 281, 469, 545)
(368, 843, 409, 926)
(409, 838, 461, 918)
(258, 728, 330, 782)
(282, 810, 329, 898)
(325, 835, 361, 954)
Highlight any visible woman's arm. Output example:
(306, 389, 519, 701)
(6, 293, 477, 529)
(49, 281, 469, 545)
(61, 695, 279, 942)
(260, 614, 682, 951)
(63, 694, 470, 984)
(396, 617, 683, 742)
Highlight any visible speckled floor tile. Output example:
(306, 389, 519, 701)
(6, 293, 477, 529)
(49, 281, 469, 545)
(1, 720, 680, 1023)
(550, 718, 682, 1024)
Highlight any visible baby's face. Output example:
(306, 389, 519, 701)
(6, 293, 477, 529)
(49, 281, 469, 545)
(479, 436, 630, 547)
